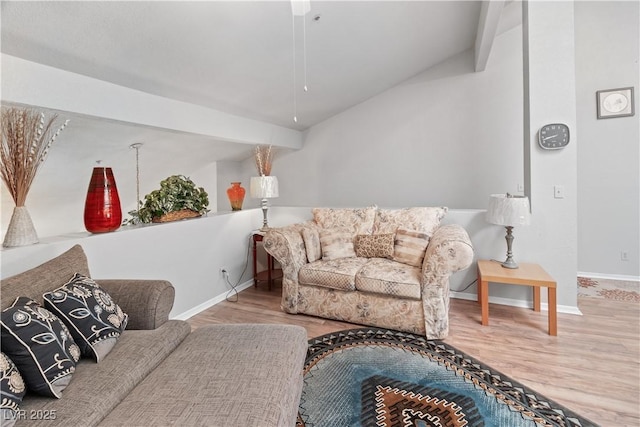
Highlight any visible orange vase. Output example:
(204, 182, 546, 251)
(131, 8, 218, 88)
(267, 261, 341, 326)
(227, 182, 246, 211)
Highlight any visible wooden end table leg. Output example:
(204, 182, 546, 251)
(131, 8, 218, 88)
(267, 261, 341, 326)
(252, 237, 258, 288)
(548, 287, 557, 336)
(533, 286, 541, 312)
(480, 279, 489, 326)
(267, 253, 273, 291)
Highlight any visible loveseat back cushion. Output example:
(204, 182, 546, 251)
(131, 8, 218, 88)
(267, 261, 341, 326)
(373, 207, 448, 235)
(312, 207, 377, 236)
(1, 245, 91, 311)
(319, 228, 356, 260)
(43, 274, 129, 362)
(299, 258, 369, 291)
(354, 258, 422, 300)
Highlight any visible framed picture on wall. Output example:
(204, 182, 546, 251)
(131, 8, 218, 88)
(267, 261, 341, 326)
(596, 87, 635, 119)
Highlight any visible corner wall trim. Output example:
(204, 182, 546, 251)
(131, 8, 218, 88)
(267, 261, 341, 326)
(577, 271, 640, 282)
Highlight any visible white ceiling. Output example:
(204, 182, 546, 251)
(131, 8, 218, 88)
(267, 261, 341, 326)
(1, 1, 483, 132)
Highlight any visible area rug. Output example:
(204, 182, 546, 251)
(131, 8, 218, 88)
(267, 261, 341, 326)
(298, 328, 597, 427)
(578, 276, 640, 302)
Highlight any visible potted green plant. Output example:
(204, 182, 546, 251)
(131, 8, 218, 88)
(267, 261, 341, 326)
(126, 175, 209, 224)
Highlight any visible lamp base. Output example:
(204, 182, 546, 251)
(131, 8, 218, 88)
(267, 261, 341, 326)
(501, 226, 519, 269)
(501, 257, 519, 269)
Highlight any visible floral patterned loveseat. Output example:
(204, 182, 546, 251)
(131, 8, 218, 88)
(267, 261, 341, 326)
(263, 207, 474, 339)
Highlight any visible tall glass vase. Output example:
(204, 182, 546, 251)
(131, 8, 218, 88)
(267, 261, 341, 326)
(84, 167, 122, 233)
(226, 182, 246, 211)
(3, 206, 39, 247)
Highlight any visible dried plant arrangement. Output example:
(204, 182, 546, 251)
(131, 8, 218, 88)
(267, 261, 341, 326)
(254, 144, 274, 176)
(1, 107, 69, 206)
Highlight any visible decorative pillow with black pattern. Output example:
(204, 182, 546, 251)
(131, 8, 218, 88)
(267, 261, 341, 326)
(43, 273, 128, 362)
(1, 297, 80, 398)
(0, 352, 26, 427)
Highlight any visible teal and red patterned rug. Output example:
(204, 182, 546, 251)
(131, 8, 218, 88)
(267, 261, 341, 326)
(298, 328, 597, 427)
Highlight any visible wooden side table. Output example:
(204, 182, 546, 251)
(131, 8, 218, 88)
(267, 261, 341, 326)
(252, 231, 282, 291)
(477, 260, 557, 335)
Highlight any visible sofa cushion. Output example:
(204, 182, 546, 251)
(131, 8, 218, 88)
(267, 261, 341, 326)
(17, 320, 191, 427)
(354, 233, 394, 258)
(0, 352, 26, 426)
(301, 226, 322, 263)
(392, 228, 430, 267)
(299, 258, 369, 291)
(313, 207, 377, 236)
(373, 207, 447, 235)
(1, 297, 80, 398)
(98, 324, 308, 427)
(355, 258, 422, 300)
(319, 228, 356, 260)
(43, 274, 129, 362)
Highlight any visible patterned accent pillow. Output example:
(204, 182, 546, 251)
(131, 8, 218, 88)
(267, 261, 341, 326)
(373, 207, 448, 235)
(43, 273, 128, 362)
(0, 352, 26, 427)
(301, 226, 322, 263)
(1, 297, 80, 398)
(392, 228, 430, 267)
(354, 234, 395, 258)
(319, 228, 356, 260)
(312, 207, 377, 236)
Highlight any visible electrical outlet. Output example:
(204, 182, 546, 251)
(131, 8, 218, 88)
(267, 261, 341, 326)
(517, 183, 524, 192)
(621, 252, 629, 262)
(554, 185, 565, 199)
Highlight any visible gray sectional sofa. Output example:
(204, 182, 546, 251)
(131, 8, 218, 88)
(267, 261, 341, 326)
(1, 245, 308, 426)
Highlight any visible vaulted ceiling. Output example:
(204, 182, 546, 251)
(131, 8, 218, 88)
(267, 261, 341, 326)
(2, 1, 486, 131)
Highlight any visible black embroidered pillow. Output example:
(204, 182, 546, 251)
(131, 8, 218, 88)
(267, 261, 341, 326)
(1, 297, 79, 398)
(43, 273, 128, 362)
(0, 352, 26, 426)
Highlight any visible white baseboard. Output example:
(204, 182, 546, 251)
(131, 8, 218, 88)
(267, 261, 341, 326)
(450, 291, 583, 315)
(577, 271, 640, 282)
(172, 280, 254, 321)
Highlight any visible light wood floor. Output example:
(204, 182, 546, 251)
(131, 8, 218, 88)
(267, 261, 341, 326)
(188, 282, 640, 426)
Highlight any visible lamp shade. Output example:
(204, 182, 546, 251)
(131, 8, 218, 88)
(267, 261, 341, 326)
(250, 176, 279, 199)
(486, 194, 530, 226)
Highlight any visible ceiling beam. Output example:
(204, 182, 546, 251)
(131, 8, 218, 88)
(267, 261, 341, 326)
(474, 0, 505, 72)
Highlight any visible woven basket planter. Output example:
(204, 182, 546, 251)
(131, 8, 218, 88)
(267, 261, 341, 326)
(151, 209, 201, 223)
(3, 206, 39, 247)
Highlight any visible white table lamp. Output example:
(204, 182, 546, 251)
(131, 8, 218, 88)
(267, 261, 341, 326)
(250, 176, 279, 230)
(486, 193, 531, 269)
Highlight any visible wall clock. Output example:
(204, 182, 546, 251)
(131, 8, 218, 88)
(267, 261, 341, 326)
(538, 123, 570, 150)
(596, 87, 635, 119)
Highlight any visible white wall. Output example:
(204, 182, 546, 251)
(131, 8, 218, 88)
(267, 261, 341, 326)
(1, 210, 266, 319)
(273, 26, 525, 209)
(575, 1, 640, 277)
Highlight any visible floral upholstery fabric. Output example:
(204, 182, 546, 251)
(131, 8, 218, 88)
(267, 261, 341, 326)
(354, 258, 421, 300)
(299, 258, 369, 291)
(301, 226, 321, 263)
(319, 228, 356, 260)
(373, 207, 447, 235)
(354, 233, 394, 258)
(312, 207, 376, 236)
(263, 208, 474, 339)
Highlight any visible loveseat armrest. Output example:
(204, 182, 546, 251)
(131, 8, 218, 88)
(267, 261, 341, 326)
(264, 224, 309, 314)
(96, 279, 175, 330)
(422, 224, 474, 280)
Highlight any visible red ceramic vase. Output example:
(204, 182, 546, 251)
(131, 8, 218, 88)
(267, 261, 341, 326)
(84, 167, 122, 233)
(226, 182, 246, 211)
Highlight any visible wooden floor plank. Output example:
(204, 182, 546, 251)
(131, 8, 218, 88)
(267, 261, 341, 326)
(188, 283, 640, 426)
